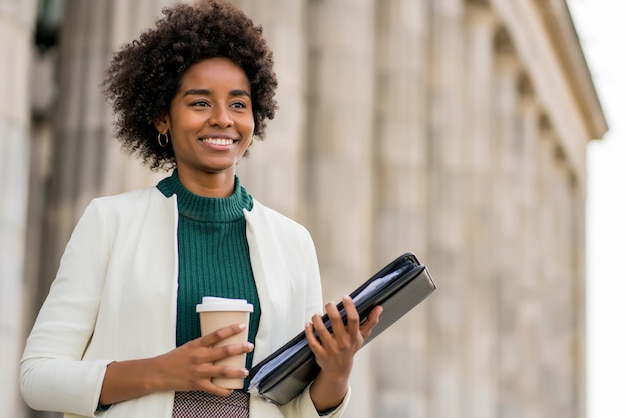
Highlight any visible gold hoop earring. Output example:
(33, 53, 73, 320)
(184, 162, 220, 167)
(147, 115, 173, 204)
(157, 132, 169, 147)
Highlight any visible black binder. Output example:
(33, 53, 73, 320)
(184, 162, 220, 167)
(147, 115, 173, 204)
(248, 252, 436, 405)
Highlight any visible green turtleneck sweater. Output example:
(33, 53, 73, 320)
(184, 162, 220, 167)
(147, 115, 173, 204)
(157, 171, 261, 388)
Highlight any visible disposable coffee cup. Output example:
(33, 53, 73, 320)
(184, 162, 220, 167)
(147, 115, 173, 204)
(196, 297, 254, 389)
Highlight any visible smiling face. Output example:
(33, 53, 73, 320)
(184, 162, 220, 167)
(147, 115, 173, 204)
(155, 57, 255, 196)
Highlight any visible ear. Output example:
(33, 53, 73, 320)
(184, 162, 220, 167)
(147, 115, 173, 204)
(154, 113, 170, 133)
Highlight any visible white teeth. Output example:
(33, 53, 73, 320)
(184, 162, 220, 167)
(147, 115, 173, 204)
(202, 137, 234, 145)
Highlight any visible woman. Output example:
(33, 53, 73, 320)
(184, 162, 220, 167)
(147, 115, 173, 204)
(19, 1, 381, 417)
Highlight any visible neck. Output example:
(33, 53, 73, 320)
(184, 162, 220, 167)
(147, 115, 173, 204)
(175, 167, 236, 198)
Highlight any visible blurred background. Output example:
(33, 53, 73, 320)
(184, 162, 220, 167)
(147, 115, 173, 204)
(0, 0, 620, 417)
(569, 0, 626, 417)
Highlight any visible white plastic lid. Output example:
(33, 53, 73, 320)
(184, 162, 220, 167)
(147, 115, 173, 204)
(196, 296, 254, 313)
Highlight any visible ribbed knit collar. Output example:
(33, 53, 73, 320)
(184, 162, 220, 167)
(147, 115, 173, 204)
(157, 170, 253, 223)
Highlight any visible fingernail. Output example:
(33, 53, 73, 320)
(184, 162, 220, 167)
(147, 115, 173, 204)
(242, 368, 249, 376)
(247, 342, 254, 350)
(239, 323, 247, 329)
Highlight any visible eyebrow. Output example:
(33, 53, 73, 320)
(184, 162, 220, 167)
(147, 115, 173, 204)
(182, 88, 251, 98)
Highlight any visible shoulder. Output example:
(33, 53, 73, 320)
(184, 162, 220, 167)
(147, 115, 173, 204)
(70, 187, 176, 250)
(82, 187, 174, 229)
(245, 200, 317, 253)
(89, 187, 169, 212)
(92, 186, 165, 205)
(247, 199, 310, 235)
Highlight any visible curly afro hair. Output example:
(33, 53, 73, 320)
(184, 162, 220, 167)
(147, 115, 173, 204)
(102, 0, 278, 171)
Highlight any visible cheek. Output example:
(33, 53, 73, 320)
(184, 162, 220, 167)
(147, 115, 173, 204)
(168, 129, 188, 156)
(248, 115, 256, 136)
(239, 114, 254, 136)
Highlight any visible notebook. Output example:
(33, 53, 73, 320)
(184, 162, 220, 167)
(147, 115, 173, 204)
(248, 252, 436, 405)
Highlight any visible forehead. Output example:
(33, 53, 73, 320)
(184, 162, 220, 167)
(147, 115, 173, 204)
(180, 57, 251, 90)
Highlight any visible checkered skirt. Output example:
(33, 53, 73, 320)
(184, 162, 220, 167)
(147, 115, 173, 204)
(172, 390, 250, 418)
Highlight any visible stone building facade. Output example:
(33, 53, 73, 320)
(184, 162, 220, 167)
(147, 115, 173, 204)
(0, 0, 607, 417)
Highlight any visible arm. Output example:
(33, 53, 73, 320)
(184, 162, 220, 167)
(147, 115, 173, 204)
(20, 201, 115, 416)
(20, 199, 254, 415)
(247, 209, 378, 417)
(276, 297, 381, 418)
(99, 323, 253, 406)
(306, 296, 383, 412)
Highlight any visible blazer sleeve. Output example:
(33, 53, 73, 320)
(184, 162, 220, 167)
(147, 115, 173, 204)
(279, 384, 351, 418)
(20, 200, 114, 417)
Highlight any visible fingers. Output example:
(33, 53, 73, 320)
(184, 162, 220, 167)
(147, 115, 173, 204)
(192, 322, 254, 371)
(188, 338, 253, 395)
(210, 341, 254, 361)
(304, 320, 322, 352)
(208, 386, 235, 397)
(200, 322, 248, 347)
(208, 362, 250, 383)
(306, 302, 339, 358)
(322, 301, 343, 340)
(359, 305, 383, 340)
(340, 296, 361, 336)
(307, 296, 383, 351)
(308, 296, 363, 350)
(327, 296, 362, 341)
(195, 363, 249, 396)
(195, 323, 254, 357)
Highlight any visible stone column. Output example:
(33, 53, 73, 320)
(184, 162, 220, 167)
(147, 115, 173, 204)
(303, 1, 377, 416)
(37, 0, 169, 305)
(100, 0, 175, 196)
(571, 165, 586, 418)
(463, 3, 497, 417)
(492, 28, 524, 418)
(552, 147, 576, 417)
(0, 1, 36, 417)
(231, 0, 308, 221)
(425, 0, 466, 416)
(536, 117, 558, 417)
(516, 78, 543, 418)
(370, 0, 429, 417)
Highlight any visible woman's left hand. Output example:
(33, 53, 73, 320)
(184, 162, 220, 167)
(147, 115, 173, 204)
(305, 295, 383, 412)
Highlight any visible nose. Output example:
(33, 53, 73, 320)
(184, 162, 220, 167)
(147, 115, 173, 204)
(208, 104, 233, 128)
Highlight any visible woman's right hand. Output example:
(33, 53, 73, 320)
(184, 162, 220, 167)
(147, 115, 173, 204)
(156, 322, 254, 396)
(99, 322, 253, 406)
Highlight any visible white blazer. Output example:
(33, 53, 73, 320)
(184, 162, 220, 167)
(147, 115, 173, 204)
(20, 186, 349, 418)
